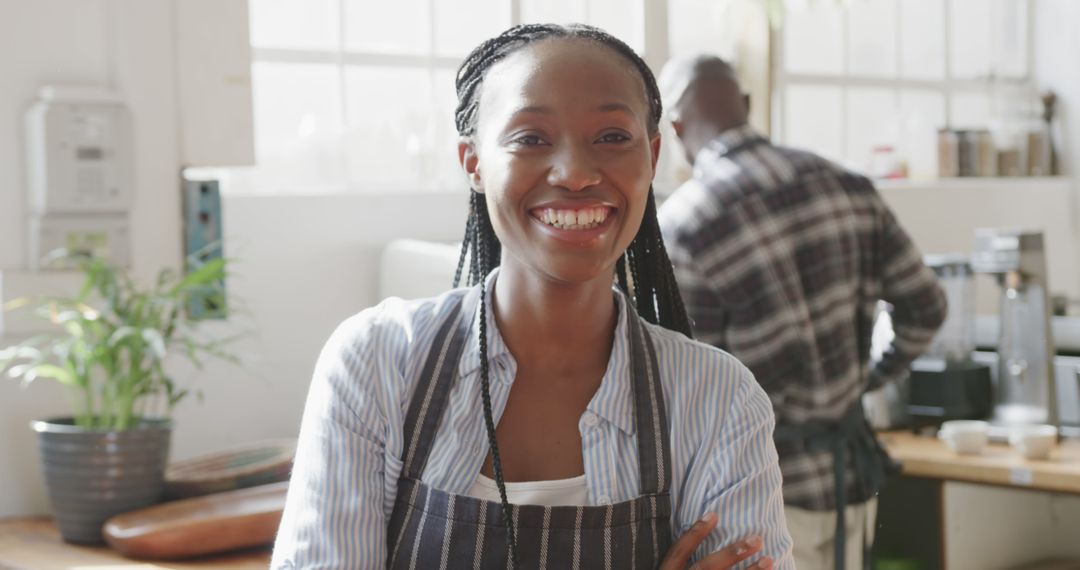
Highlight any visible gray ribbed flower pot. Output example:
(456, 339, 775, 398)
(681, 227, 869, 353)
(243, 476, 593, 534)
(32, 417, 172, 544)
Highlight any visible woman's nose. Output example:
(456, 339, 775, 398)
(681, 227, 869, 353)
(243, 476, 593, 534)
(546, 144, 602, 192)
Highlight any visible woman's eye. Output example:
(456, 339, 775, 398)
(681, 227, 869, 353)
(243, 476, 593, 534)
(597, 132, 631, 144)
(512, 134, 546, 146)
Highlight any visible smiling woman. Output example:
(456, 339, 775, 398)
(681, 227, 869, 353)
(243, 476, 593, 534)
(271, 24, 793, 570)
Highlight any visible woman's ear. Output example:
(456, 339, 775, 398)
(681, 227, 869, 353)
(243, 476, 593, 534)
(458, 137, 483, 192)
(650, 132, 662, 170)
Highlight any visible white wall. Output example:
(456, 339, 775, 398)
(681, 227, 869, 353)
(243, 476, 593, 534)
(165, 191, 466, 463)
(1035, 0, 1080, 310)
(0, 0, 468, 516)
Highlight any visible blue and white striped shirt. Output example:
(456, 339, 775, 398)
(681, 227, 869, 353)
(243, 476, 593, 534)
(272, 272, 794, 569)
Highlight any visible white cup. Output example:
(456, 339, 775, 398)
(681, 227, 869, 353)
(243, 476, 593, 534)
(1009, 424, 1058, 460)
(939, 420, 990, 455)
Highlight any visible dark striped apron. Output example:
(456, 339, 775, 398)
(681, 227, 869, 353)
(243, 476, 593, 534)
(386, 287, 674, 569)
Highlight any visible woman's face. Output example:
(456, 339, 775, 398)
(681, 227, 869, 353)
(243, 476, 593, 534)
(459, 38, 660, 286)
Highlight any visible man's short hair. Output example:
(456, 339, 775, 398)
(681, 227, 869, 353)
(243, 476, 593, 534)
(658, 54, 739, 119)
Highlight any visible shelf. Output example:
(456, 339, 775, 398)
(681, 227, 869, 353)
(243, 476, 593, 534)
(875, 176, 1073, 192)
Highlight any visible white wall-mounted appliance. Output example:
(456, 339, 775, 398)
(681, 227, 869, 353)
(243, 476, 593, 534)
(24, 86, 133, 268)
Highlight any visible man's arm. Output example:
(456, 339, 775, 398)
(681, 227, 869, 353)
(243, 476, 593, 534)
(871, 204, 948, 390)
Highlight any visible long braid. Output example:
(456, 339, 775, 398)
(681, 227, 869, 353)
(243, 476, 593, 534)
(450, 23, 693, 567)
(615, 256, 629, 295)
(452, 202, 475, 288)
(475, 222, 518, 566)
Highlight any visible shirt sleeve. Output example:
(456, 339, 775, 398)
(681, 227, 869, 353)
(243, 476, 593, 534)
(271, 315, 390, 569)
(689, 368, 795, 569)
(870, 203, 948, 390)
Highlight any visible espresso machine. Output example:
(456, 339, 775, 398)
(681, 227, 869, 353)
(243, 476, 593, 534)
(905, 254, 993, 428)
(971, 228, 1058, 437)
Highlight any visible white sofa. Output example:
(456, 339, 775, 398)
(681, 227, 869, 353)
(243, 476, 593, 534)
(378, 239, 463, 301)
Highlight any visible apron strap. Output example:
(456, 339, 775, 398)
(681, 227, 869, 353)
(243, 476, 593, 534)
(401, 287, 481, 480)
(626, 311, 674, 496)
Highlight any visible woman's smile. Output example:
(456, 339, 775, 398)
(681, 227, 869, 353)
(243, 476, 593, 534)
(531, 205, 612, 230)
(527, 202, 618, 245)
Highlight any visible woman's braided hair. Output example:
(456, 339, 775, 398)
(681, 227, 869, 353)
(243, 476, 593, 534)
(451, 23, 691, 567)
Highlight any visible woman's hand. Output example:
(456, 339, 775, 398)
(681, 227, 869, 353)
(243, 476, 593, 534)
(659, 512, 773, 570)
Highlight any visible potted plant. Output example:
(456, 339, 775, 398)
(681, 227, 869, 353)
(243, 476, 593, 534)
(0, 252, 239, 544)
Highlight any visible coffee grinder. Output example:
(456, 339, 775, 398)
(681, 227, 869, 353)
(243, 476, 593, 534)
(971, 229, 1058, 435)
(906, 254, 993, 428)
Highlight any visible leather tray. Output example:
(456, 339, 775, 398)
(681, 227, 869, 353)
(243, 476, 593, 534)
(103, 481, 289, 559)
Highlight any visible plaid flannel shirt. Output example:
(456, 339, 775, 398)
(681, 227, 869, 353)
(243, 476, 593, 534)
(658, 126, 946, 511)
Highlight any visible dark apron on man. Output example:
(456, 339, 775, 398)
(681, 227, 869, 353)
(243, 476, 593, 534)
(385, 287, 675, 569)
(774, 402, 900, 570)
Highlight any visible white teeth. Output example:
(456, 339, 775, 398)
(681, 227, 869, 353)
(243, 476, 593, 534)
(536, 207, 609, 230)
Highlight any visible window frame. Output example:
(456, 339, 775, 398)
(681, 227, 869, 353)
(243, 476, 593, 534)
(770, 0, 1035, 166)
(240, 0, 693, 195)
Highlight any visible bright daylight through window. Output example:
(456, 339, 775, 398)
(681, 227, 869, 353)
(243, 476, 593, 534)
(227, 0, 1033, 194)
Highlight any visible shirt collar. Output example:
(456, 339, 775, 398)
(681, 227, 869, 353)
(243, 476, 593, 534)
(457, 268, 513, 381)
(456, 268, 637, 436)
(693, 123, 767, 165)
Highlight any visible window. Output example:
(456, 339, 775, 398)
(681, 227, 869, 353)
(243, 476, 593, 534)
(774, 0, 1034, 178)
(227, 0, 760, 195)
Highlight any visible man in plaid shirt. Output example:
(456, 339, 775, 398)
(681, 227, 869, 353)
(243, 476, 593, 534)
(657, 55, 946, 570)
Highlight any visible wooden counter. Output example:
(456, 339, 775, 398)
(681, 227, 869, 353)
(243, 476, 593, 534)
(879, 430, 1080, 494)
(0, 517, 271, 570)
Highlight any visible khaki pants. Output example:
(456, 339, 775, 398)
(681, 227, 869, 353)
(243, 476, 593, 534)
(784, 498, 878, 570)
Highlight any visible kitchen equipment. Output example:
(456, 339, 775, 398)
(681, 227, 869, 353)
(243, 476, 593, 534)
(905, 255, 993, 428)
(972, 229, 1058, 438)
(102, 481, 287, 559)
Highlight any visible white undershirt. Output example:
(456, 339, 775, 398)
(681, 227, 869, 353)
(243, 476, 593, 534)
(467, 473, 589, 507)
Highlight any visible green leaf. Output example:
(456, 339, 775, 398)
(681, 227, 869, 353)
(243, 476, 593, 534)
(62, 320, 85, 339)
(25, 364, 78, 386)
(169, 388, 189, 407)
(171, 258, 226, 296)
(78, 260, 101, 301)
(2, 297, 34, 311)
(141, 329, 167, 360)
(0, 345, 44, 362)
(108, 326, 139, 347)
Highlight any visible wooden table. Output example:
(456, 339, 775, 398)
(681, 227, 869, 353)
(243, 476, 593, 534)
(874, 431, 1080, 570)
(879, 430, 1080, 493)
(0, 517, 271, 570)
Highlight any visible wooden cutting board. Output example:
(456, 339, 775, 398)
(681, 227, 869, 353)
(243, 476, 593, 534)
(103, 481, 289, 560)
(0, 516, 270, 569)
